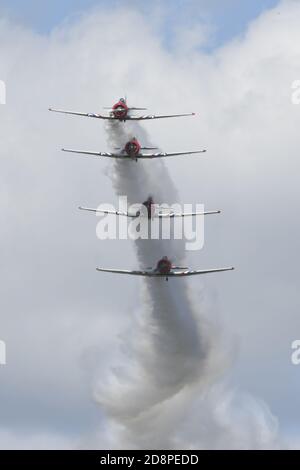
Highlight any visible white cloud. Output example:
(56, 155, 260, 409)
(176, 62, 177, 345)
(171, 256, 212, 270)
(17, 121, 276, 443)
(0, 0, 299, 449)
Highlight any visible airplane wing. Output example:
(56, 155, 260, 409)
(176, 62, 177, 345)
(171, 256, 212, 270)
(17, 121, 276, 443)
(96, 267, 234, 277)
(127, 112, 196, 120)
(156, 210, 221, 218)
(169, 267, 235, 276)
(136, 150, 206, 159)
(62, 148, 206, 160)
(79, 206, 132, 217)
(96, 268, 152, 276)
(49, 109, 195, 121)
(79, 205, 220, 218)
(49, 108, 114, 120)
(62, 149, 123, 158)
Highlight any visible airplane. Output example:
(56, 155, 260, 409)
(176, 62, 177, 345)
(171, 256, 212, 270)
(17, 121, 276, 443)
(79, 196, 221, 220)
(49, 97, 196, 122)
(62, 137, 206, 162)
(96, 256, 234, 281)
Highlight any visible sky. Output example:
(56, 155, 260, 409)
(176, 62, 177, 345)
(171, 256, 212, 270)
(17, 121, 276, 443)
(0, 0, 279, 47)
(1, 0, 300, 450)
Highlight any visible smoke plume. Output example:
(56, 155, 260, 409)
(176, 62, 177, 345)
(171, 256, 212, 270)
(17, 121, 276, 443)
(94, 120, 281, 450)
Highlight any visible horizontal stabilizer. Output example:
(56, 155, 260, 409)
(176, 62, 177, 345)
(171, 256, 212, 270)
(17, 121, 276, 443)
(141, 147, 158, 150)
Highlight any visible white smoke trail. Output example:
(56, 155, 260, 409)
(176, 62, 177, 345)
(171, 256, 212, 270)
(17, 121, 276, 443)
(94, 121, 281, 450)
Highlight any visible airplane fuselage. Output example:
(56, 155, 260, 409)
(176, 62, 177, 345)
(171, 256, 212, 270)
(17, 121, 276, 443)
(124, 138, 141, 159)
(155, 257, 172, 275)
(135, 197, 155, 219)
(143, 197, 155, 219)
(112, 100, 128, 121)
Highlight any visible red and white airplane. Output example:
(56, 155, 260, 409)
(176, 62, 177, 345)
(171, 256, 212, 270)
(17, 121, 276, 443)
(96, 256, 234, 281)
(79, 196, 220, 219)
(49, 97, 195, 122)
(62, 137, 206, 161)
